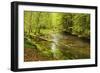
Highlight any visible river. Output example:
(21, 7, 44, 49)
(24, 33, 90, 61)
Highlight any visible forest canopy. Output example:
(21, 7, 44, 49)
(24, 11, 90, 38)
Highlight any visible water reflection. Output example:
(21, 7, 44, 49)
(51, 34, 59, 58)
(24, 33, 90, 61)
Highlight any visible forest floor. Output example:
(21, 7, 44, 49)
(24, 34, 90, 62)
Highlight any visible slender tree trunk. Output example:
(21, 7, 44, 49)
(28, 11, 32, 36)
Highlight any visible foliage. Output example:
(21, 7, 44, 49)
(24, 11, 90, 38)
(24, 11, 90, 61)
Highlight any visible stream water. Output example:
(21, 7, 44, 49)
(24, 33, 90, 61)
(50, 33, 90, 60)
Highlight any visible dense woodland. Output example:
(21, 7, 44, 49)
(24, 11, 90, 61)
(24, 11, 90, 38)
